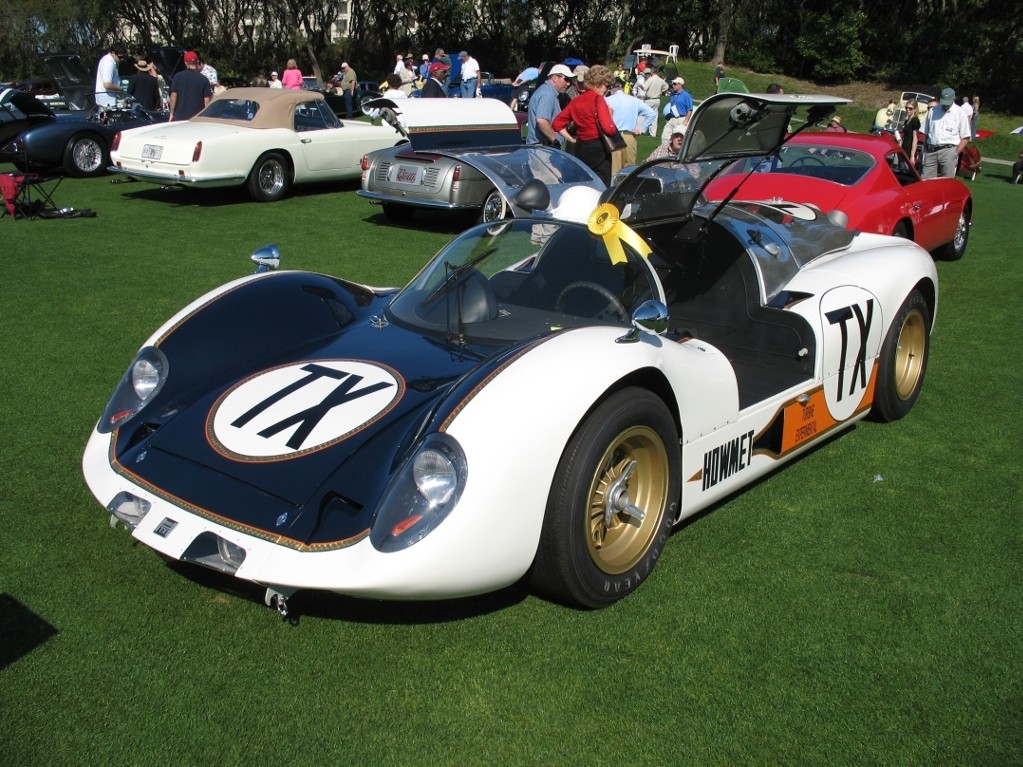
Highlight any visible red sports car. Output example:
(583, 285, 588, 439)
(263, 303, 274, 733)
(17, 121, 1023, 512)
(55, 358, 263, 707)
(703, 132, 972, 260)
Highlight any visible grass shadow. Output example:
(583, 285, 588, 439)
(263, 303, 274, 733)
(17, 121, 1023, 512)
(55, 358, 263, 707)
(106, 176, 365, 208)
(0, 593, 59, 670)
(162, 558, 530, 625)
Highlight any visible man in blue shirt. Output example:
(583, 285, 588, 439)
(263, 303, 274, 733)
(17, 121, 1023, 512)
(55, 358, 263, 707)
(526, 64, 573, 146)
(605, 80, 655, 175)
(661, 76, 694, 141)
(510, 65, 540, 110)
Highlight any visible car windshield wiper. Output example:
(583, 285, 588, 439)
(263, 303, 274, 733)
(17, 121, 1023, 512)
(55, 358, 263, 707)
(422, 246, 498, 306)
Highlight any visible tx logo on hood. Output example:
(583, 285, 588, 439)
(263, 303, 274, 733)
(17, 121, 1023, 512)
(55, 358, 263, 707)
(207, 360, 405, 461)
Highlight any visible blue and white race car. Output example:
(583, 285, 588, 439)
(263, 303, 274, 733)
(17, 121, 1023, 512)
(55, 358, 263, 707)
(83, 93, 938, 613)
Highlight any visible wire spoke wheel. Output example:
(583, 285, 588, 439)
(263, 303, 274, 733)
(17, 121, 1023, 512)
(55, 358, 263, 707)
(64, 135, 106, 177)
(478, 189, 507, 223)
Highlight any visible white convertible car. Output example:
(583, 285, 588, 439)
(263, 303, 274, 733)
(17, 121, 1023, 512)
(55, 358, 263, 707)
(108, 87, 405, 201)
(83, 93, 939, 615)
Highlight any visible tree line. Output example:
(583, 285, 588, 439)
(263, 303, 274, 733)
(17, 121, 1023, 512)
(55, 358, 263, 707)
(3, 0, 1020, 114)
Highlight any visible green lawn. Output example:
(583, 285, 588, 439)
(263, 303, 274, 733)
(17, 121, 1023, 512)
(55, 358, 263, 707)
(1, 147, 1020, 766)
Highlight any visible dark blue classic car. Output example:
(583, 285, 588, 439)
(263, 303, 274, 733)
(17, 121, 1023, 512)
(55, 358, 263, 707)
(0, 52, 169, 177)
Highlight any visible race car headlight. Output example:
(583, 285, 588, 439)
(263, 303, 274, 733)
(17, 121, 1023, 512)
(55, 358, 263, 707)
(98, 346, 169, 434)
(370, 434, 467, 553)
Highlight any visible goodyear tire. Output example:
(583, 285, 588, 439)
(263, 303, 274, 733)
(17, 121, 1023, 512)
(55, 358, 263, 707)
(63, 134, 107, 178)
(532, 388, 679, 608)
(869, 289, 930, 422)
(247, 152, 290, 202)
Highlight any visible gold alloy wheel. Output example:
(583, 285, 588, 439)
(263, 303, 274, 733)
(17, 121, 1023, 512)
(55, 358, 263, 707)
(894, 307, 927, 400)
(585, 425, 670, 575)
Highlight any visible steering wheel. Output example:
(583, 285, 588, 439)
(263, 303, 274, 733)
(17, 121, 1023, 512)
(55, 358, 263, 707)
(790, 156, 826, 168)
(556, 281, 627, 321)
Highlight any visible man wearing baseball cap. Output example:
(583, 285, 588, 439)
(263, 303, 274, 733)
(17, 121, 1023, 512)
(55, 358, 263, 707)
(168, 51, 212, 121)
(421, 61, 449, 98)
(661, 76, 693, 141)
(526, 64, 574, 146)
(921, 87, 972, 178)
(646, 130, 685, 163)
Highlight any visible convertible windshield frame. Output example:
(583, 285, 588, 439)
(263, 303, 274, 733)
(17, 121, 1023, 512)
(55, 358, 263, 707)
(386, 219, 662, 346)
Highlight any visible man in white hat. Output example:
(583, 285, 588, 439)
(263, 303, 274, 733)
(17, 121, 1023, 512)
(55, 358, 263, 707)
(921, 87, 972, 178)
(526, 64, 574, 146)
(662, 76, 693, 141)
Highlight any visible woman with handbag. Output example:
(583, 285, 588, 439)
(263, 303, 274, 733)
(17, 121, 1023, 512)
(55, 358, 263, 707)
(553, 65, 622, 183)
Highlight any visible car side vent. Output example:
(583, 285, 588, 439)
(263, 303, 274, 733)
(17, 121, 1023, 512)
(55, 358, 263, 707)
(376, 162, 391, 182)
(423, 167, 440, 188)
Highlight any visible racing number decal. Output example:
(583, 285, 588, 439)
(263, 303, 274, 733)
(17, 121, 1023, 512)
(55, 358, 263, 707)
(207, 360, 404, 461)
(820, 287, 882, 422)
(825, 301, 873, 403)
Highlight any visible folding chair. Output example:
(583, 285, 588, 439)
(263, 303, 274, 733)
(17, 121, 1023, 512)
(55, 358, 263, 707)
(2, 141, 65, 219)
(15, 173, 64, 219)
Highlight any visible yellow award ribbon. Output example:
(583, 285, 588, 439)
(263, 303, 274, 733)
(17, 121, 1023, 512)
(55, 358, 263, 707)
(587, 203, 652, 265)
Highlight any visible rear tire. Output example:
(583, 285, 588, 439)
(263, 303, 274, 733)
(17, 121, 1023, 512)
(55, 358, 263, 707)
(938, 206, 970, 261)
(477, 189, 507, 224)
(531, 388, 679, 608)
(891, 221, 910, 240)
(63, 134, 107, 178)
(247, 152, 290, 202)
(869, 289, 930, 422)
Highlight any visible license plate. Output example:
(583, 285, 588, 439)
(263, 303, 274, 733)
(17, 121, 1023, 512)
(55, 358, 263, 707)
(392, 165, 422, 185)
(142, 144, 163, 160)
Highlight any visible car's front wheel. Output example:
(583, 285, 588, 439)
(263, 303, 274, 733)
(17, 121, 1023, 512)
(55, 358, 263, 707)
(477, 189, 507, 224)
(532, 388, 679, 608)
(869, 289, 931, 422)
(63, 133, 107, 178)
(247, 152, 290, 202)
(938, 206, 970, 261)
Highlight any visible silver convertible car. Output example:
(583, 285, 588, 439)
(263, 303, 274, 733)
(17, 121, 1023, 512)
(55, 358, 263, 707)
(357, 98, 605, 223)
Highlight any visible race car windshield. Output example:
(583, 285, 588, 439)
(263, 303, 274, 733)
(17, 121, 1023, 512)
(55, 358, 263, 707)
(387, 219, 659, 346)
